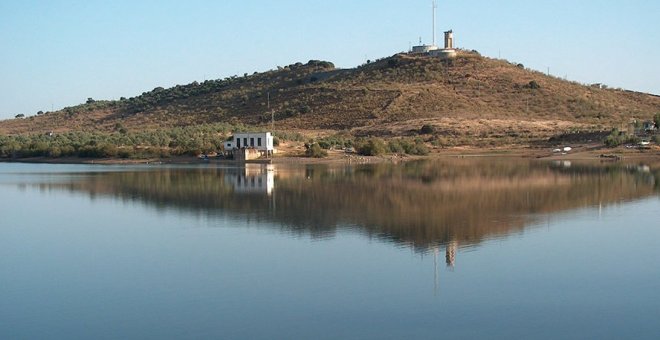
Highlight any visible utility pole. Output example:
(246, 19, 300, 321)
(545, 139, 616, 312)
(526, 97, 529, 113)
(432, 0, 437, 46)
(268, 91, 274, 130)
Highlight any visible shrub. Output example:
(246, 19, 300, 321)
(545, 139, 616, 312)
(357, 138, 387, 156)
(118, 149, 133, 159)
(397, 138, 429, 155)
(387, 58, 401, 68)
(388, 140, 405, 154)
(420, 125, 435, 134)
(406, 141, 429, 155)
(604, 128, 639, 147)
(48, 147, 62, 158)
(317, 140, 331, 150)
(527, 80, 541, 89)
(604, 130, 623, 147)
(431, 136, 450, 147)
(304, 143, 327, 158)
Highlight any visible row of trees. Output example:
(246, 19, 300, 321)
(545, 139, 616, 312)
(0, 122, 249, 159)
(305, 136, 430, 158)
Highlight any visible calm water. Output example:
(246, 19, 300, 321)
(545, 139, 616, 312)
(1, 159, 659, 339)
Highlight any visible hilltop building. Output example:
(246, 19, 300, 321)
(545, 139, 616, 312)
(410, 1, 457, 60)
(429, 30, 457, 59)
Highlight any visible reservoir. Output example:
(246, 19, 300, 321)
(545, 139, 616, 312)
(1, 159, 659, 339)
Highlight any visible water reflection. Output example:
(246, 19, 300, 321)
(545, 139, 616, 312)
(226, 165, 275, 195)
(18, 159, 660, 255)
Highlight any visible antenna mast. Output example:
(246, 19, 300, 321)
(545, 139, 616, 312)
(268, 91, 274, 130)
(432, 0, 438, 46)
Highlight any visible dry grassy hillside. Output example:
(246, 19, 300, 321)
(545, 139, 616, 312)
(2, 51, 659, 144)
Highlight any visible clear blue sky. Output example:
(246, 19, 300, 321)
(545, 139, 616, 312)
(1, 0, 659, 119)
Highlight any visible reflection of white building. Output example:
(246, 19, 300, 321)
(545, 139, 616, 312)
(226, 165, 275, 195)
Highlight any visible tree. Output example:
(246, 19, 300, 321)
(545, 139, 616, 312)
(387, 58, 401, 68)
(357, 138, 387, 156)
(15, 114, 25, 119)
(654, 113, 660, 128)
(305, 143, 327, 158)
(527, 80, 541, 89)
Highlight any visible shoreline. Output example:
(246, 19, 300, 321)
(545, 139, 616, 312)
(1, 144, 659, 167)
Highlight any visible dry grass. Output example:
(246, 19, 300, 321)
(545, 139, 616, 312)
(2, 51, 659, 145)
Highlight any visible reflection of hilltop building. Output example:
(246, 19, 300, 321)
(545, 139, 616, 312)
(225, 164, 275, 195)
(432, 241, 457, 295)
(446, 240, 457, 268)
(37, 160, 658, 253)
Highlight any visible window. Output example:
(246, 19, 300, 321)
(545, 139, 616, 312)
(237, 139, 241, 148)
(250, 138, 255, 147)
(258, 138, 262, 147)
(244, 138, 248, 147)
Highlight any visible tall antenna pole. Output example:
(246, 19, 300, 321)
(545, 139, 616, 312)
(432, 0, 437, 46)
(268, 91, 274, 130)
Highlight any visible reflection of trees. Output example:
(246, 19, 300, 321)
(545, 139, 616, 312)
(36, 160, 657, 251)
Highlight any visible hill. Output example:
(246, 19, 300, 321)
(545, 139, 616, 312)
(2, 51, 659, 148)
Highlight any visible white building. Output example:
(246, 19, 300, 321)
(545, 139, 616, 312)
(224, 132, 275, 157)
(411, 44, 440, 54)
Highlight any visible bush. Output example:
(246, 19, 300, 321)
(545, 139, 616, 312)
(357, 138, 387, 156)
(420, 125, 435, 134)
(406, 141, 429, 155)
(604, 129, 639, 147)
(388, 140, 405, 154)
(78, 144, 118, 158)
(387, 58, 401, 68)
(304, 143, 327, 158)
(316, 135, 352, 150)
(387, 138, 430, 155)
(527, 80, 541, 89)
(317, 140, 331, 150)
(48, 147, 62, 158)
(604, 130, 624, 147)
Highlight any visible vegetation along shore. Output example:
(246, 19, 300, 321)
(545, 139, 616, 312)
(1, 52, 659, 163)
